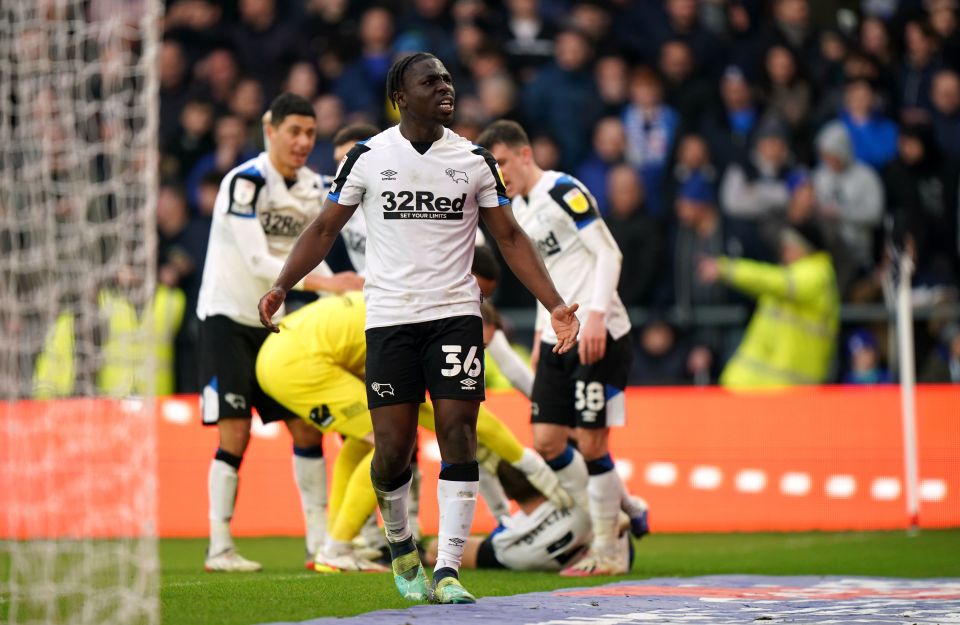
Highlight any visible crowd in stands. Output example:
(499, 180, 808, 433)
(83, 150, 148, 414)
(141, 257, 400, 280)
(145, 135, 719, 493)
(155, 0, 960, 391)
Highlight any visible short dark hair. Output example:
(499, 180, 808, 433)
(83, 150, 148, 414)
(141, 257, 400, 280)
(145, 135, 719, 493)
(385, 52, 438, 110)
(496, 461, 541, 505)
(471, 244, 501, 283)
(269, 92, 315, 126)
(333, 123, 380, 148)
(476, 120, 531, 150)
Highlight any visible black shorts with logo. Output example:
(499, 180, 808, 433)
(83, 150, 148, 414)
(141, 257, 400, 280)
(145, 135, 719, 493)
(531, 332, 632, 429)
(365, 315, 485, 409)
(198, 315, 297, 425)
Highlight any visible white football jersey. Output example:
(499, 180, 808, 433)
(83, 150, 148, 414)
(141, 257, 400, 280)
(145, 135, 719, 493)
(511, 171, 631, 344)
(327, 125, 508, 329)
(491, 501, 591, 571)
(197, 153, 326, 326)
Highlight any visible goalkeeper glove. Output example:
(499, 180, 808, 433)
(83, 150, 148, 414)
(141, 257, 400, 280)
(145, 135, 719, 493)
(513, 448, 574, 509)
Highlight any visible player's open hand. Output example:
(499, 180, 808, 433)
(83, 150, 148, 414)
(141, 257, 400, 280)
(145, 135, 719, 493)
(578, 310, 608, 365)
(550, 303, 580, 354)
(258, 287, 286, 332)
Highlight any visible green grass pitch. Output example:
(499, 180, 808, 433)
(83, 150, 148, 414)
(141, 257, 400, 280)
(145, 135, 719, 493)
(161, 529, 960, 625)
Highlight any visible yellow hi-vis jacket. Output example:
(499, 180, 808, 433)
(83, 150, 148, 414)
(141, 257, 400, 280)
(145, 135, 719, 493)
(33, 285, 186, 398)
(718, 252, 839, 388)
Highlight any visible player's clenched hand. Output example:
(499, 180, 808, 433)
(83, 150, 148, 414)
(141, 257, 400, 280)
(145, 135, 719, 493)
(550, 303, 580, 354)
(578, 310, 607, 365)
(258, 287, 286, 332)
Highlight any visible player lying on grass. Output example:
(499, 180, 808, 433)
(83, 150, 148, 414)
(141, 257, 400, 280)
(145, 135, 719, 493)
(425, 459, 636, 572)
(255, 290, 571, 573)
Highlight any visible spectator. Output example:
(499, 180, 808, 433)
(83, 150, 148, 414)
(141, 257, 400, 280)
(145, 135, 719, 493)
(664, 133, 717, 217)
(658, 39, 711, 123)
(159, 39, 191, 148)
(231, 0, 303, 99)
(884, 124, 960, 288)
(699, 218, 839, 388)
(897, 20, 942, 122)
(162, 99, 215, 181)
(522, 27, 600, 170)
(503, 0, 557, 81)
(843, 329, 892, 384)
(307, 94, 344, 174)
(285, 62, 320, 102)
(530, 134, 561, 171)
(920, 322, 960, 383)
(760, 45, 813, 155)
(193, 48, 239, 112)
(720, 118, 799, 227)
(185, 115, 255, 211)
(604, 164, 663, 306)
(838, 78, 899, 170)
(578, 117, 627, 214)
(701, 65, 762, 172)
(395, 0, 456, 68)
(928, 0, 960, 70)
(930, 69, 960, 160)
(631, 317, 691, 386)
(623, 67, 679, 218)
(595, 55, 630, 117)
(334, 7, 394, 122)
(668, 173, 764, 378)
(812, 121, 884, 281)
(477, 72, 521, 125)
(229, 77, 266, 150)
(649, 0, 725, 79)
(764, 0, 820, 78)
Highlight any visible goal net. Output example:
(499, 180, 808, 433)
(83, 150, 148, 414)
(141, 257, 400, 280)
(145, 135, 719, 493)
(1, 1, 162, 623)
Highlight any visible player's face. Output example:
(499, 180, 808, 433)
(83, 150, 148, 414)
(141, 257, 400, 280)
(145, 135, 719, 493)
(489, 142, 528, 197)
(268, 114, 317, 173)
(399, 58, 456, 125)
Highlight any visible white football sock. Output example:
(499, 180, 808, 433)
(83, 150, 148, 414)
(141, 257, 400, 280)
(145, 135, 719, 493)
(555, 449, 589, 511)
(588, 469, 623, 553)
(478, 467, 510, 522)
(373, 476, 412, 544)
(408, 463, 422, 540)
(292, 454, 327, 556)
(434, 477, 479, 573)
(360, 513, 387, 551)
(208, 459, 238, 555)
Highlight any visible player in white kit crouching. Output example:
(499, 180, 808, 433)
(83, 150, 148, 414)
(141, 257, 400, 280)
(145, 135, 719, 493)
(478, 120, 649, 577)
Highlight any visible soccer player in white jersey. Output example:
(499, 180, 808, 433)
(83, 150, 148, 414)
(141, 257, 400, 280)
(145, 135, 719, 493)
(196, 94, 364, 572)
(478, 120, 649, 577)
(425, 460, 632, 572)
(258, 52, 579, 604)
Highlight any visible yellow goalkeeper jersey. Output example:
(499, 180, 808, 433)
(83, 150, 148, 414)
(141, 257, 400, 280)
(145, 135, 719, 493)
(276, 291, 368, 377)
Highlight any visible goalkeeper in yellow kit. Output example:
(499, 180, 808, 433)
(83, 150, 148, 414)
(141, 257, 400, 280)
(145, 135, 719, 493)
(255, 290, 570, 572)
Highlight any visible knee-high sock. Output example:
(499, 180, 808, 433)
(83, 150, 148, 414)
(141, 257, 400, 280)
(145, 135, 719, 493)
(330, 450, 378, 543)
(292, 445, 327, 556)
(434, 461, 479, 576)
(208, 449, 242, 554)
(408, 462, 422, 540)
(586, 454, 623, 552)
(371, 466, 413, 545)
(475, 405, 524, 464)
(329, 437, 371, 526)
(546, 444, 589, 511)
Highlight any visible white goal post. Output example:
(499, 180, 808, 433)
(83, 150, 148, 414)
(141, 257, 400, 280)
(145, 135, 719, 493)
(1, 1, 162, 623)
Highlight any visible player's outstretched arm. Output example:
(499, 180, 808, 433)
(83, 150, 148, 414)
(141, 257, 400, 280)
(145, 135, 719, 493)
(480, 204, 580, 354)
(258, 199, 357, 331)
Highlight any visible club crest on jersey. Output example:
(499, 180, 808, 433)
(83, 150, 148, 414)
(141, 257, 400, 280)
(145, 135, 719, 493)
(445, 168, 468, 183)
(563, 188, 590, 214)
